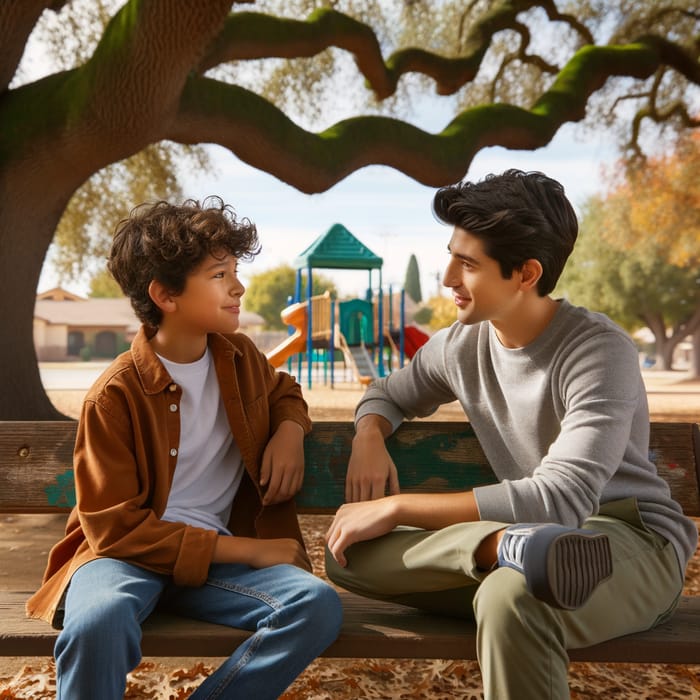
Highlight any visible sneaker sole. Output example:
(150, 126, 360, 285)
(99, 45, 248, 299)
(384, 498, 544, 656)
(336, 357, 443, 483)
(542, 531, 613, 610)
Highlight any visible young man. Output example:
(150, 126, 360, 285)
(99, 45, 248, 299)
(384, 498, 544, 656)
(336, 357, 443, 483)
(325, 170, 697, 699)
(27, 197, 342, 699)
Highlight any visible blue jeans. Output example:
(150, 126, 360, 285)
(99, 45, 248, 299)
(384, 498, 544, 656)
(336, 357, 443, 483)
(55, 558, 342, 699)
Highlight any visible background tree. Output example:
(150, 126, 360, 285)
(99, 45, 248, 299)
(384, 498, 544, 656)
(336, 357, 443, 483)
(557, 199, 700, 373)
(244, 264, 337, 330)
(403, 253, 423, 304)
(2, 1, 699, 418)
(414, 295, 458, 331)
(87, 269, 123, 298)
(599, 129, 700, 268)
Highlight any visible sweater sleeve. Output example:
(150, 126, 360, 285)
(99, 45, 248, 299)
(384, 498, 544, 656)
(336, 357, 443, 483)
(355, 328, 459, 431)
(473, 331, 645, 527)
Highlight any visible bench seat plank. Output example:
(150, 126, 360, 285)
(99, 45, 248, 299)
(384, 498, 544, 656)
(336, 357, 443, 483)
(3, 591, 698, 664)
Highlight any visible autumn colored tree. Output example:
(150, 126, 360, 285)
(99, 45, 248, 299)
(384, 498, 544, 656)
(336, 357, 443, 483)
(558, 180, 700, 373)
(600, 130, 700, 269)
(2, 1, 699, 418)
(413, 295, 458, 331)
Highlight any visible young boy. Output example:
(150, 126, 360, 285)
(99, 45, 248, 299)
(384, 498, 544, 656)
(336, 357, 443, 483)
(27, 196, 342, 699)
(325, 170, 697, 699)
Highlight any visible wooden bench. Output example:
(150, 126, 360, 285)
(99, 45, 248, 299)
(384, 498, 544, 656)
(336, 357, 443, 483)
(1, 420, 699, 664)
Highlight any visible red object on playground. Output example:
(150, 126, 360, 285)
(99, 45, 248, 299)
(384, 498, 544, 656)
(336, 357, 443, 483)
(403, 325, 430, 358)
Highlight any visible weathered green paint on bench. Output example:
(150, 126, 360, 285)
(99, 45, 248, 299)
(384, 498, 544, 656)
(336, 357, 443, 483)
(298, 421, 498, 511)
(1, 419, 699, 664)
(44, 469, 76, 508)
(1, 421, 699, 515)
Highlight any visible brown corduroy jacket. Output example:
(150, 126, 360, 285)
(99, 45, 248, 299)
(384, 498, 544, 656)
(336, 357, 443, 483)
(26, 326, 311, 627)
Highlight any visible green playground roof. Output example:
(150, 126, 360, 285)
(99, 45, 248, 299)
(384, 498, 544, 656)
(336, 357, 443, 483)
(293, 223, 383, 270)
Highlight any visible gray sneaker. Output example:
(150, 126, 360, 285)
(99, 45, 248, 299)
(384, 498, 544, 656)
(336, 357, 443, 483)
(497, 523, 613, 610)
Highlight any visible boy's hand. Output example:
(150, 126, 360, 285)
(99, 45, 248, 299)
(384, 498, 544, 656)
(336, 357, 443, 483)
(345, 423, 400, 503)
(325, 497, 399, 567)
(260, 420, 305, 505)
(214, 535, 312, 572)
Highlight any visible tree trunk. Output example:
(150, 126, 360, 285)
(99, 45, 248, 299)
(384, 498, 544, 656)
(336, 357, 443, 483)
(692, 326, 700, 379)
(0, 1, 234, 419)
(646, 316, 675, 371)
(0, 155, 76, 419)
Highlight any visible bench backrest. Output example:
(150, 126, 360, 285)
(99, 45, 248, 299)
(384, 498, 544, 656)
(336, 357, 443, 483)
(0, 421, 698, 516)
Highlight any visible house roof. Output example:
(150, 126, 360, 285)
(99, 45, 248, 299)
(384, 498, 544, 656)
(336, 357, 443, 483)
(35, 298, 141, 331)
(34, 295, 265, 331)
(293, 223, 383, 270)
(36, 287, 85, 301)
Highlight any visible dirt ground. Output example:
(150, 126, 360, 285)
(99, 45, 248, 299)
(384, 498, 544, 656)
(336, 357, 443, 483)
(1, 371, 699, 698)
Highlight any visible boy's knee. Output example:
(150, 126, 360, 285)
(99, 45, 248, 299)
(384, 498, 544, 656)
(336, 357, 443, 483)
(308, 577, 343, 635)
(61, 597, 142, 649)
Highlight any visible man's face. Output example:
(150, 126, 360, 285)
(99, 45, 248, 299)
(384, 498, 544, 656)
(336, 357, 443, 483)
(442, 227, 522, 326)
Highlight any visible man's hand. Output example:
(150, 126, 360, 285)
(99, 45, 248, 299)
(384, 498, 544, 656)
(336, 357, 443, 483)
(214, 535, 312, 572)
(325, 497, 399, 567)
(260, 420, 305, 505)
(345, 415, 400, 502)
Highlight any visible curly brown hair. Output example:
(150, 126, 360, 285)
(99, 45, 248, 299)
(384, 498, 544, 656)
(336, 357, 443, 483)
(108, 196, 260, 327)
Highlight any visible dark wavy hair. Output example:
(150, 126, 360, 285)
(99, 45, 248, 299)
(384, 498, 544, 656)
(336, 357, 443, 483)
(432, 169, 578, 295)
(108, 196, 260, 326)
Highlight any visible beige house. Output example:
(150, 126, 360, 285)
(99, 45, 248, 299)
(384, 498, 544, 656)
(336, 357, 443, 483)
(34, 288, 265, 361)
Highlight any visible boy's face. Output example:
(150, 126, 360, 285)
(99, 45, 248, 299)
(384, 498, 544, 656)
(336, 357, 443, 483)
(169, 252, 245, 335)
(442, 227, 522, 327)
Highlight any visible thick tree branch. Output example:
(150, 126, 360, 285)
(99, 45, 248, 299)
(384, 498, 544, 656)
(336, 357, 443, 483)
(199, 1, 566, 99)
(0, 0, 51, 92)
(169, 38, 693, 194)
(82, 0, 232, 132)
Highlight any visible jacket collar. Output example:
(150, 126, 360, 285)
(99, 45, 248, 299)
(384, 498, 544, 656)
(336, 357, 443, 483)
(130, 326, 241, 395)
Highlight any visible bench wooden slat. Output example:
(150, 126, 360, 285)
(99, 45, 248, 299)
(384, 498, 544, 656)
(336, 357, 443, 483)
(3, 591, 698, 664)
(1, 419, 698, 666)
(1, 421, 698, 516)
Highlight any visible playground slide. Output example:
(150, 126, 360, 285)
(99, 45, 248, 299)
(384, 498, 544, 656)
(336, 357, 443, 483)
(347, 345, 378, 384)
(265, 302, 308, 368)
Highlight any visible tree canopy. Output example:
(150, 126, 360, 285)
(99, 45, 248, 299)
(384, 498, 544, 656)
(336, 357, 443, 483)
(557, 131, 700, 373)
(2, 0, 699, 418)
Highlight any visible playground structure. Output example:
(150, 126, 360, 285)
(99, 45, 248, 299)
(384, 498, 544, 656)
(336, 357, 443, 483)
(265, 224, 429, 388)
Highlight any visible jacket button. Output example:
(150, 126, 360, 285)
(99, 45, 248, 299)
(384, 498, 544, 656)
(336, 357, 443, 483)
(169, 403, 178, 412)
(169, 384, 177, 391)
(170, 448, 178, 457)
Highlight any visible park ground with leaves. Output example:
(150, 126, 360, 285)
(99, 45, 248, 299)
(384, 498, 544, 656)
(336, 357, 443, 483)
(1, 374, 699, 699)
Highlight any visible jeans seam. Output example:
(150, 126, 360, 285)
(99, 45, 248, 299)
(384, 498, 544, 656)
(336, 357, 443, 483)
(205, 577, 283, 612)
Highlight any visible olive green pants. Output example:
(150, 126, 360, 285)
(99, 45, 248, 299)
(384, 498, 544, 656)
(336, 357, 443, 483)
(325, 500, 683, 700)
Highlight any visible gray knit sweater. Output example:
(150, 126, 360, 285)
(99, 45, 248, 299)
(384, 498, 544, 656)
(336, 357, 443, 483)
(356, 300, 698, 572)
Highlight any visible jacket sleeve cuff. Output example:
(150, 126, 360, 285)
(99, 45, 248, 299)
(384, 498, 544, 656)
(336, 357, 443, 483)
(172, 527, 218, 587)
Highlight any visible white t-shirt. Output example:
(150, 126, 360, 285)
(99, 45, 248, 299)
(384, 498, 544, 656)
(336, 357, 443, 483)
(157, 348, 244, 534)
